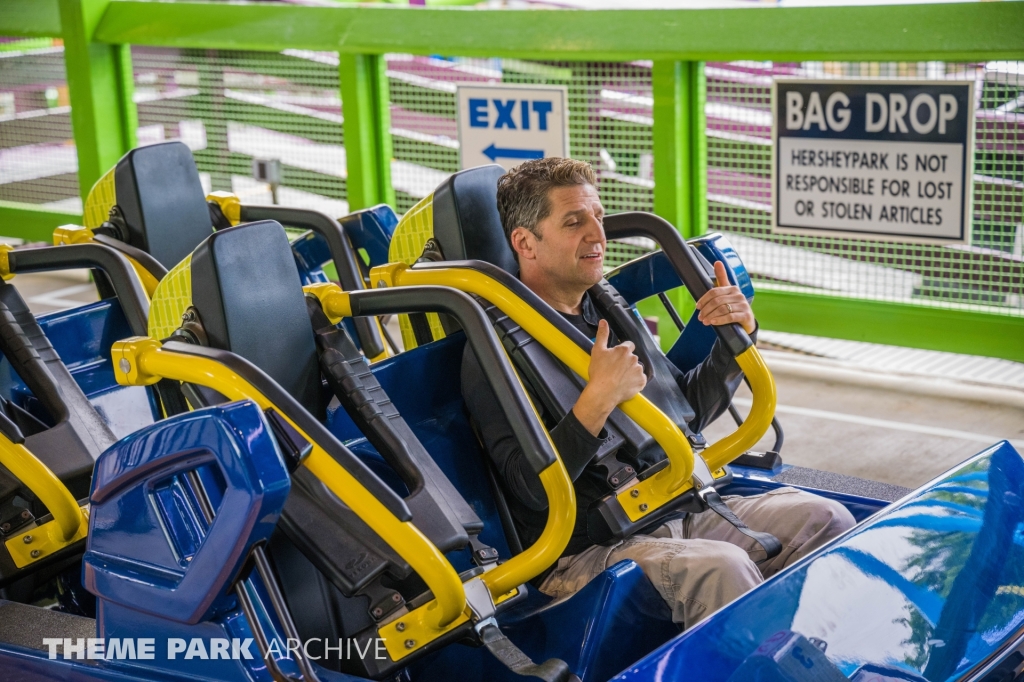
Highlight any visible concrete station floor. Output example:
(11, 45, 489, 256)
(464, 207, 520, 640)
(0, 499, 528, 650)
(19, 270, 1024, 491)
(703, 367, 1024, 489)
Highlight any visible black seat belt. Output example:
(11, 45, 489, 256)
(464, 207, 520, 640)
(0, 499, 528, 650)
(700, 489, 783, 562)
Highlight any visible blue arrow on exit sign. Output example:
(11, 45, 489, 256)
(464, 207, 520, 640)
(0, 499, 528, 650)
(482, 144, 545, 162)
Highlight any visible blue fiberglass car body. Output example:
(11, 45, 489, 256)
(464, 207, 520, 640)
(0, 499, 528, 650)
(0, 204, 1021, 682)
(615, 441, 1024, 682)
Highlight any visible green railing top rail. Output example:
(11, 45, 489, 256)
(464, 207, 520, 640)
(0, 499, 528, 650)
(5, 0, 1024, 61)
(1, 0, 61, 39)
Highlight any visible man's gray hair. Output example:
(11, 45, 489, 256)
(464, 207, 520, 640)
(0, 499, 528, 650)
(496, 158, 597, 257)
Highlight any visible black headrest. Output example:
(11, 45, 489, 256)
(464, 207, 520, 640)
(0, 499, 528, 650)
(190, 220, 328, 420)
(432, 165, 518, 275)
(114, 141, 213, 269)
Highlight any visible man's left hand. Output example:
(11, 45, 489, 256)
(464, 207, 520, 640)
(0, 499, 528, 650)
(695, 261, 756, 334)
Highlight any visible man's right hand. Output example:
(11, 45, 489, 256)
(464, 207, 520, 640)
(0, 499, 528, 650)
(573, 319, 647, 437)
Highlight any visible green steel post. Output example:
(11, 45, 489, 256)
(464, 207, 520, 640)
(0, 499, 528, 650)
(59, 0, 137, 204)
(339, 54, 395, 211)
(652, 61, 706, 239)
(652, 62, 684, 233)
(653, 61, 706, 318)
(691, 63, 707, 239)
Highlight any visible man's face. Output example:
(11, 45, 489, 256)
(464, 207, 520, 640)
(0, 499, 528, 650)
(515, 183, 606, 295)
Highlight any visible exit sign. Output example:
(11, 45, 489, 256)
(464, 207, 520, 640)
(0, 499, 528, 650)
(456, 84, 569, 170)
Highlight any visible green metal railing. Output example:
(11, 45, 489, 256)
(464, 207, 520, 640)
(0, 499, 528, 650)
(1, 0, 1022, 361)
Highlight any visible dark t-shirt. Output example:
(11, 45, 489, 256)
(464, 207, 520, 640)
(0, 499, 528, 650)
(460, 290, 752, 562)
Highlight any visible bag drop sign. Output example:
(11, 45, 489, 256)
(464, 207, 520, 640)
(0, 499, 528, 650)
(457, 84, 569, 171)
(772, 79, 975, 243)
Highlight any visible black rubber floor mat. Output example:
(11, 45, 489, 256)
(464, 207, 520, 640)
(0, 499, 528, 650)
(0, 600, 95, 653)
(769, 466, 912, 503)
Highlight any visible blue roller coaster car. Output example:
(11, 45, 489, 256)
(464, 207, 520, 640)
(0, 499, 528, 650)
(0, 148, 1019, 682)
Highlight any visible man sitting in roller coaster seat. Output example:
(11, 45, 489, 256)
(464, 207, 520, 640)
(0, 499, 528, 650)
(461, 158, 855, 629)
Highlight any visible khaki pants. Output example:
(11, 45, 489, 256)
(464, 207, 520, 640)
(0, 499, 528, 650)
(539, 487, 855, 628)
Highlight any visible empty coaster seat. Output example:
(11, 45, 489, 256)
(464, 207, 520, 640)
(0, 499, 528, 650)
(76, 140, 388, 357)
(145, 220, 503, 677)
(0, 233, 178, 559)
(0, 277, 119, 587)
(82, 141, 214, 275)
(149, 220, 480, 548)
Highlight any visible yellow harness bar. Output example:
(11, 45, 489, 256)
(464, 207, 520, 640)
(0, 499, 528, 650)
(52, 225, 160, 299)
(305, 281, 578, 599)
(112, 337, 465, 628)
(0, 432, 89, 568)
(112, 335, 575, 660)
(367, 262, 777, 523)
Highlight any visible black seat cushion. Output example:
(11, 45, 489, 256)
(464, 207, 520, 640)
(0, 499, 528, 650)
(115, 141, 214, 269)
(190, 220, 328, 420)
(432, 165, 518, 275)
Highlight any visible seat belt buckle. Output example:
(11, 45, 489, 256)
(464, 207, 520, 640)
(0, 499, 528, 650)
(694, 483, 714, 512)
(689, 446, 718, 512)
(464, 577, 497, 625)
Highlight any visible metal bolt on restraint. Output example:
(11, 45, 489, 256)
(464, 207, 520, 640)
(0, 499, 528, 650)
(372, 608, 383, 618)
(610, 477, 619, 486)
(395, 622, 406, 632)
(0, 523, 10, 533)
(639, 503, 649, 512)
(22, 535, 32, 544)
(119, 358, 131, 374)
(630, 490, 640, 498)
(20, 510, 30, 519)
(392, 593, 402, 603)
(30, 550, 40, 558)
(404, 640, 416, 650)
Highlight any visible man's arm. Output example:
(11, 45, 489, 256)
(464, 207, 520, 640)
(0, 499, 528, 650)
(681, 260, 758, 433)
(572, 319, 647, 436)
(461, 345, 608, 511)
